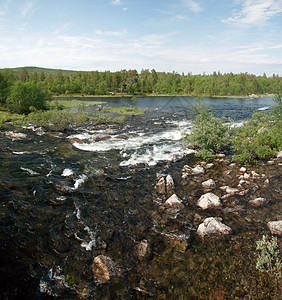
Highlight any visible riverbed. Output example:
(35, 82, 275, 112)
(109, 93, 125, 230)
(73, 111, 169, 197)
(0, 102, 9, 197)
(0, 96, 281, 299)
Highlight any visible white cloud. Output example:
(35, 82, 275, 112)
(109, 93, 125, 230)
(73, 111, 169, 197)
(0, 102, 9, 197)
(223, 0, 282, 25)
(111, 0, 123, 6)
(182, 0, 203, 13)
(94, 29, 127, 36)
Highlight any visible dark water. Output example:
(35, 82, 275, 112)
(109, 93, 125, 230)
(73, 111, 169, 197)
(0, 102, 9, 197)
(0, 97, 280, 299)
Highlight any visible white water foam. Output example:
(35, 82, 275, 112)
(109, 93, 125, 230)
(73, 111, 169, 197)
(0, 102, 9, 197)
(73, 174, 87, 190)
(71, 119, 193, 166)
(20, 167, 40, 175)
(61, 168, 74, 177)
(80, 226, 97, 251)
(258, 106, 269, 111)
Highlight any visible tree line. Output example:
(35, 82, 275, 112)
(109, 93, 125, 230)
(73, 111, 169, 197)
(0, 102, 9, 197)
(1, 67, 281, 102)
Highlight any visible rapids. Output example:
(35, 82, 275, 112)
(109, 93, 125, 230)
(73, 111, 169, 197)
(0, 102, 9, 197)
(0, 96, 280, 299)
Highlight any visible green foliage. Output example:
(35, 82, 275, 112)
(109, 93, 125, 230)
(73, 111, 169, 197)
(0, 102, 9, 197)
(232, 97, 282, 164)
(8, 81, 51, 114)
(183, 101, 231, 158)
(256, 235, 281, 279)
(2, 67, 281, 96)
(16, 110, 89, 131)
(0, 69, 15, 103)
(102, 106, 148, 115)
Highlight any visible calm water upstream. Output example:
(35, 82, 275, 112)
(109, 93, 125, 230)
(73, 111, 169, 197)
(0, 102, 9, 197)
(0, 96, 280, 299)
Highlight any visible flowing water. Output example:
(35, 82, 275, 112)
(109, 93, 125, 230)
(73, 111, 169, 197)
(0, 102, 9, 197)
(0, 96, 280, 299)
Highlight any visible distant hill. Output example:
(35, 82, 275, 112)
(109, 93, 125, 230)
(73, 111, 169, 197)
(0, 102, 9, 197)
(1, 66, 78, 76)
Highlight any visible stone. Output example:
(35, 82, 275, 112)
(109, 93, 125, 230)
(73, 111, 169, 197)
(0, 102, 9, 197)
(9, 132, 27, 139)
(197, 192, 222, 210)
(277, 151, 282, 158)
(243, 173, 251, 179)
(92, 255, 123, 283)
(239, 167, 246, 173)
(225, 186, 240, 195)
(251, 171, 260, 178)
(92, 134, 111, 142)
(165, 194, 184, 208)
(202, 179, 216, 189)
(166, 174, 175, 195)
(134, 240, 151, 260)
(249, 197, 268, 207)
(191, 165, 205, 175)
(155, 177, 166, 194)
(206, 163, 214, 169)
(267, 221, 282, 236)
(197, 217, 232, 238)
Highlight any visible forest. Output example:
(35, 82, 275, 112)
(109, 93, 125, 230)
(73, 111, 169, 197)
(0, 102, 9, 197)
(1, 67, 281, 98)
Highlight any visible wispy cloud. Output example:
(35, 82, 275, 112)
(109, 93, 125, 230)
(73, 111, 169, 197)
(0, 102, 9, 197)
(94, 29, 127, 36)
(111, 0, 123, 6)
(223, 0, 282, 25)
(21, 1, 36, 18)
(182, 0, 203, 13)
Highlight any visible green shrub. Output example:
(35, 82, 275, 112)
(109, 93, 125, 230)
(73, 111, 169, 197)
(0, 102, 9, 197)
(232, 106, 281, 164)
(182, 100, 231, 158)
(7, 81, 51, 114)
(256, 235, 281, 279)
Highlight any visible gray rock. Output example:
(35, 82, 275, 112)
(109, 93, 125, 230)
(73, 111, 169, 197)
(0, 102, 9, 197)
(225, 186, 240, 195)
(166, 174, 175, 195)
(197, 192, 221, 210)
(197, 217, 232, 238)
(202, 179, 216, 189)
(9, 132, 27, 139)
(191, 165, 205, 175)
(267, 220, 282, 236)
(165, 194, 184, 208)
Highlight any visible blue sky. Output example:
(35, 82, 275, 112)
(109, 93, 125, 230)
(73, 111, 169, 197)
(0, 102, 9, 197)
(0, 0, 281, 75)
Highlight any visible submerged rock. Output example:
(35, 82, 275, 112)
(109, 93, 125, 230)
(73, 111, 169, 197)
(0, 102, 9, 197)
(249, 197, 268, 207)
(163, 232, 189, 253)
(134, 240, 151, 261)
(197, 217, 232, 238)
(267, 221, 282, 236)
(92, 255, 123, 284)
(165, 194, 184, 208)
(197, 192, 221, 210)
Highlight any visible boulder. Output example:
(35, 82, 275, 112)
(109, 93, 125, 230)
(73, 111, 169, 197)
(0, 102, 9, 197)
(165, 194, 184, 208)
(197, 192, 222, 210)
(155, 177, 166, 194)
(92, 255, 123, 284)
(267, 221, 282, 236)
(166, 174, 175, 195)
(239, 167, 247, 173)
(92, 134, 111, 142)
(249, 197, 268, 207)
(202, 179, 215, 189)
(191, 165, 205, 175)
(197, 217, 232, 238)
(134, 240, 151, 261)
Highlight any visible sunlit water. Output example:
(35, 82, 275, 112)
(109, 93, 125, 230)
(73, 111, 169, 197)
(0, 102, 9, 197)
(0, 96, 280, 299)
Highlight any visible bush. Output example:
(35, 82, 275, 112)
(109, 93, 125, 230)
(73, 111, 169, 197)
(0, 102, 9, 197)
(8, 81, 51, 114)
(182, 100, 231, 158)
(232, 96, 282, 164)
(256, 235, 281, 279)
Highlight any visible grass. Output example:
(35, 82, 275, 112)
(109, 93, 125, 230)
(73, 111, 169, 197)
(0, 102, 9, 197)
(102, 106, 148, 115)
(49, 99, 106, 110)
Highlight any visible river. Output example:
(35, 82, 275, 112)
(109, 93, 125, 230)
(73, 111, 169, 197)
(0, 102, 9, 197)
(0, 96, 280, 299)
